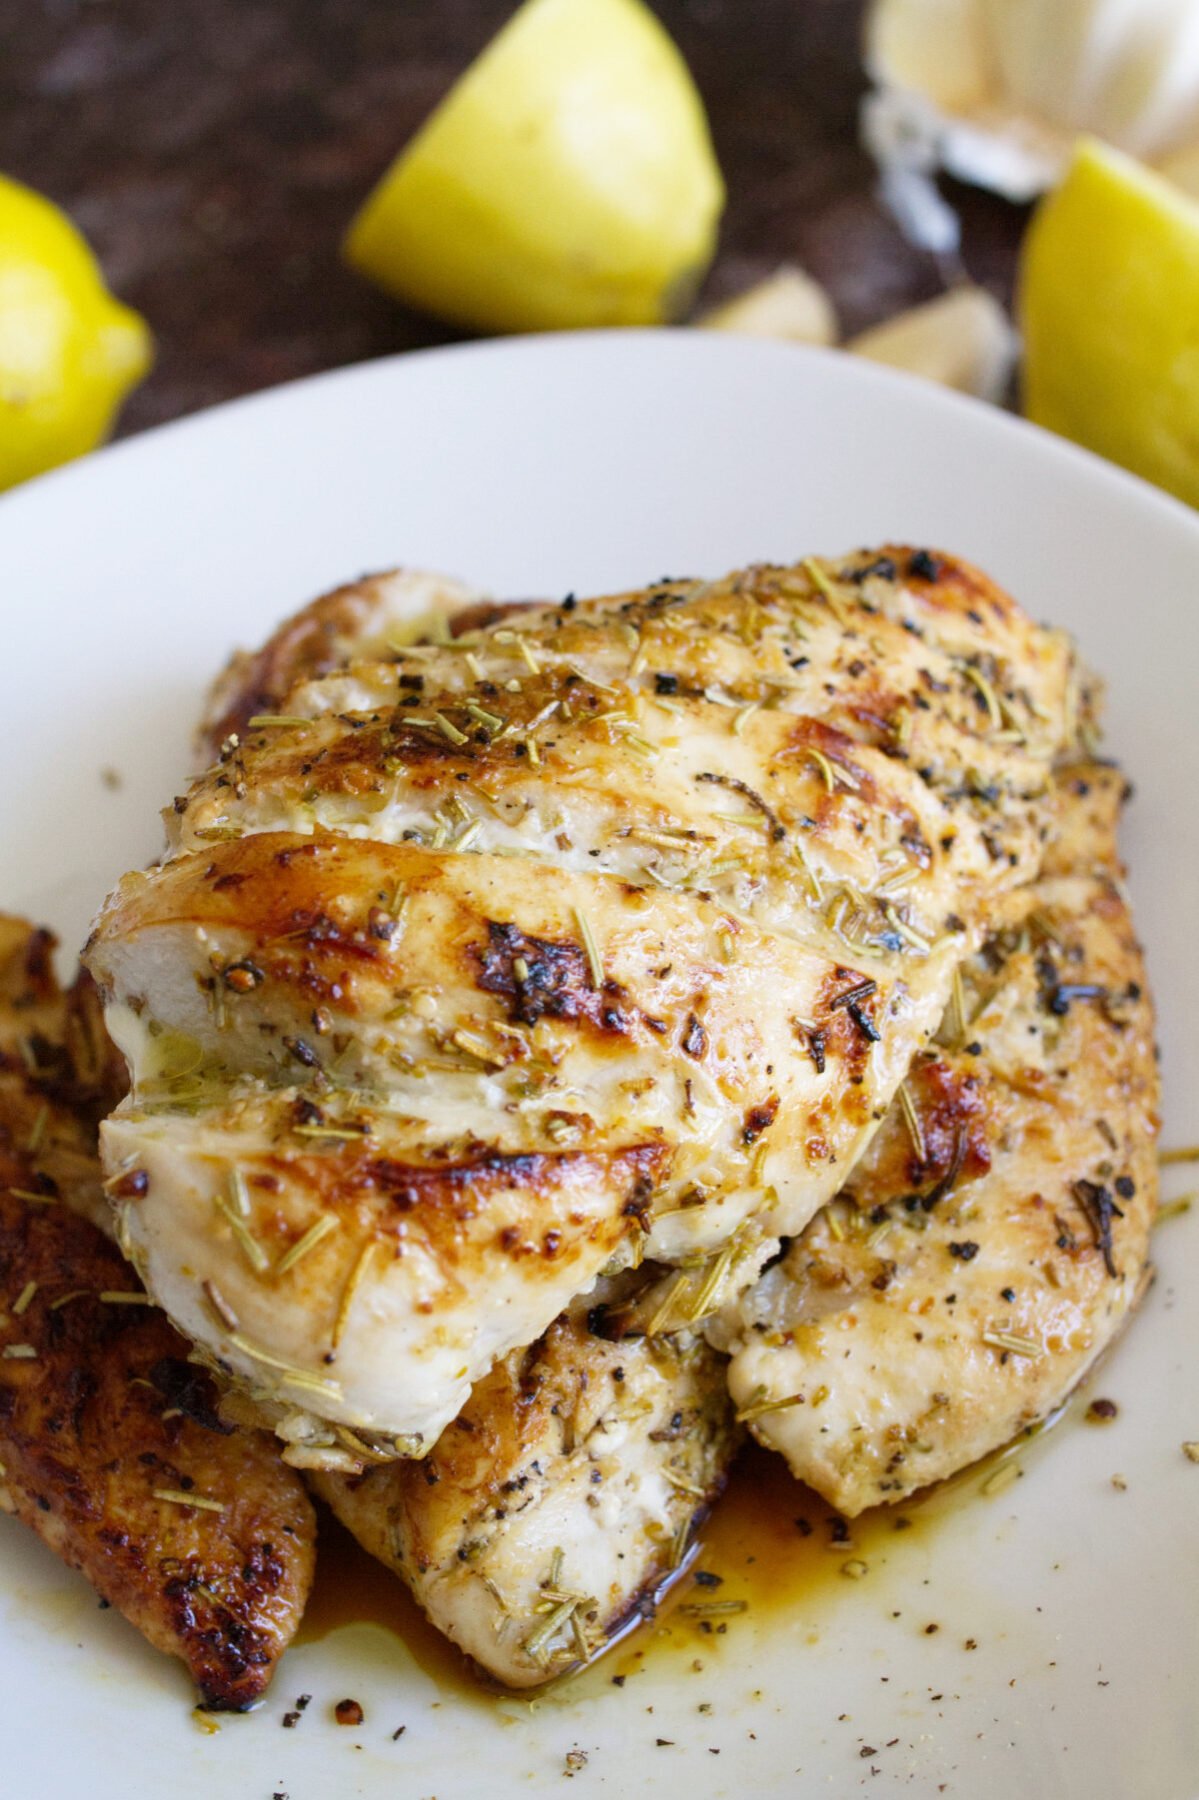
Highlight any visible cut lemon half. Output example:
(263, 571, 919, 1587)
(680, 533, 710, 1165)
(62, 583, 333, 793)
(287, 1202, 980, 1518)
(344, 0, 724, 333)
(1020, 138, 1199, 508)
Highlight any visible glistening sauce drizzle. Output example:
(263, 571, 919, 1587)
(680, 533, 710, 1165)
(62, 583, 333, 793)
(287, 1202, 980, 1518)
(297, 1509, 486, 1701)
(298, 1406, 1067, 1705)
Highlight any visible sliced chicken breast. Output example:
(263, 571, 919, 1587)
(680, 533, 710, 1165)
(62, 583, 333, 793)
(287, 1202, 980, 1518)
(714, 764, 1159, 1513)
(86, 550, 1092, 1454)
(198, 567, 491, 757)
(0, 1114, 316, 1707)
(312, 1294, 737, 1687)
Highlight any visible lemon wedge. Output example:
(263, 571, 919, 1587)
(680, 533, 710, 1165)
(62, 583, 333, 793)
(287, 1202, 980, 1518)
(1020, 138, 1199, 508)
(343, 0, 724, 333)
(0, 173, 152, 490)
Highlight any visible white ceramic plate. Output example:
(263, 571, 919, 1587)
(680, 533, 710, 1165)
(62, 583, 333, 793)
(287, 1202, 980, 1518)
(2, 332, 1197, 1800)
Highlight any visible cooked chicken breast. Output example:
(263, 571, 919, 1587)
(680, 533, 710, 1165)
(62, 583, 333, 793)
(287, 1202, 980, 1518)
(198, 567, 491, 756)
(312, 1292, 737, 1687)
(86, 550, 1092, 1454)
(0, 919, 315, 1705)
(714, 764, 1158, 1513)
(0, 916, 125, 1235)
(0, 1152, 316, 1709)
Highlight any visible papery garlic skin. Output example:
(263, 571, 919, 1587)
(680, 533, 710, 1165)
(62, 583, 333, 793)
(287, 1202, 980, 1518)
(865, 0, 1199, 204)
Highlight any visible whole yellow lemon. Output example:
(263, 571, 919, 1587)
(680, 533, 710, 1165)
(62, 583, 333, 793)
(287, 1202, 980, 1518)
(0, 173, 152, 490)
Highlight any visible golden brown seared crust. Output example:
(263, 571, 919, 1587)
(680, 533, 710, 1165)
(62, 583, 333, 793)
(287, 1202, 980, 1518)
(99, 1083, 673, 1458)
(175, 548, 1087, 912)
(315, 1305, 739, 1687)
(721, 766, 1159, 1512)
(0, 918, 127, 1235)
(0, 916, 59, 1019)
(197, 568, 492, 758)
(90, 548, 1093, 1450)
(88, 827, 913, 1145)
(0, 1174, 315, 1708)
(86, 821, 961, 1449)
(1040, 759, 1128, 878)
(0, 917, 126, 1121)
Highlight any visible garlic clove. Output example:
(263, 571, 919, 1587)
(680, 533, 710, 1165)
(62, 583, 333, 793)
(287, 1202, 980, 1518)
(697, 265, 838, 345)
(867, 0, 990, 118)
(865, 0, 1199, 203)
(848, 286, 1017, 403)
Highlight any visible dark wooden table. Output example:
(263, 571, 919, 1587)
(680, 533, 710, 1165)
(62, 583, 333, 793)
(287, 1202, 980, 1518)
(1, 0, 1026, 439)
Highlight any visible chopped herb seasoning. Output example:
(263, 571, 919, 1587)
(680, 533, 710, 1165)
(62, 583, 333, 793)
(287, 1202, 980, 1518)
(695, 770, 786, 840)
(846, 1002, 881, 1045)
(678, 1600, 747, 1618)
(982, 1329, 1041, 1359)
(275, 1213, 339, 1276)
(11, 1281, 37, 1316)
(828, 977, 878, 1012)
(735, 1390, 805, 1424)
(898, 1081, 927, 1162)
(213, 1185, 269, 1275)
(573, 907, 605, 990)
(152, 1487, 225, 1513)
(1073, 1178, 1123, 1278)
(922, 1121, 967, 1211)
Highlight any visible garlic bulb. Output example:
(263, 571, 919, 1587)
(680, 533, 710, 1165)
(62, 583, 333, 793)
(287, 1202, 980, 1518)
(865, 0, 1199, 208)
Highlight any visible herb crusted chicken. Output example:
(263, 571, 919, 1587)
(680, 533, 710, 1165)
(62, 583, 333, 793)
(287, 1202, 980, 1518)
(0, 917, 315, 1709)
(714, 765, 1159, 1512)
(314, 1285, 738, 1687)
(84, 550, 1094, 1463)
(2, 543, 1163, 1707)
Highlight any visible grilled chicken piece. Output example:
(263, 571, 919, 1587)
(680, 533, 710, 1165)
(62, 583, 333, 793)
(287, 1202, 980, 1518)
(0, 1192, 317, 1707)
(0, 916, 125, 1235)
(0, 922, 316, 1707)
(86, 549, 1091, 1454)
(312, 1294, 737, 1687)
(714, 764, 1158, 1514)
(198, 567, 491, 756)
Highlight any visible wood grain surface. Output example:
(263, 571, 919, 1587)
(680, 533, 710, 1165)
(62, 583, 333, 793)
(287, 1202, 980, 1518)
(0, 0, 1027, 438)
